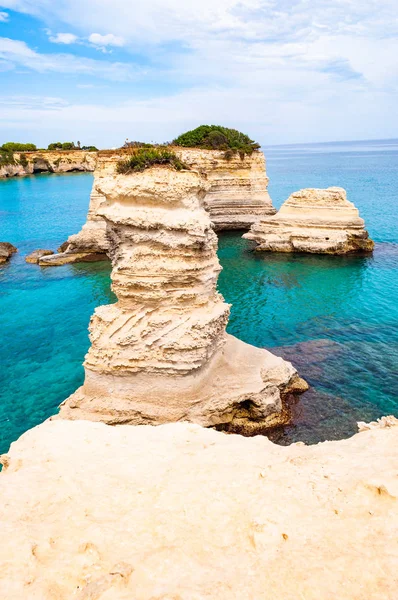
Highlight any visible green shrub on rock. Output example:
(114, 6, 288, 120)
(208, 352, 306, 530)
(173, 125, 260, 159)
(48, 142, 63, 150)
(116, 148, 188, 174)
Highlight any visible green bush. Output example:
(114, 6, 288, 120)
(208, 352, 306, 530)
(48, 142, 63, 150)
(173, 125, 260, 158)
(1, 142, 37, 152)
(81, 145, 98, 152)
(47, 142, 76, 150)
(116, 147, 188, 174)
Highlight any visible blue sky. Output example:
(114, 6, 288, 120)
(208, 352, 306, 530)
(0, 0, 397, 148)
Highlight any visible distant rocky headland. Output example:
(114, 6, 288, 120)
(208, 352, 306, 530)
(0, 148, 97, 178)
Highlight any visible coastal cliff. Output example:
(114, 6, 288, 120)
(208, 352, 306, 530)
(0, 150, 96, 178)
(244, 187, 374, 254)
(0, 417, 397, 599)
(58, 166, 305, 431)
(47, 148, 275, 264)
(179, 148, 275, 229)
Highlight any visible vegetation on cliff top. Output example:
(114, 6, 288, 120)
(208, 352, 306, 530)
(1, 142, 37, 152)
(173, 125, 260, 158)
(48, 141, 98, 151)
(116, 147, 188, 174)
(1, 143, 36, 167)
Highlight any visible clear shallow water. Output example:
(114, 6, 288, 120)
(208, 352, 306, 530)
(1, 141, 397, 451)
(0, 174, 114, 453)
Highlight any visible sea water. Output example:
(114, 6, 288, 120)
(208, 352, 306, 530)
(0, 140, 397, 452)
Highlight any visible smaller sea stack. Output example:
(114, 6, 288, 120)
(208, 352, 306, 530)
(244, 187, 374, 254)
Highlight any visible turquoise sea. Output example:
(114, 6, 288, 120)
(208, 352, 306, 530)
(1, 139, 397, 452)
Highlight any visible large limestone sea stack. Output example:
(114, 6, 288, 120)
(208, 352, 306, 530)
(59, 163, 306, 431)
(244, 186, 374, 254)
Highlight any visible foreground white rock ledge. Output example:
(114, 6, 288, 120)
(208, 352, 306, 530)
(1, 419, 397, 599)
(244, 187, 374, 254)
(59, 167, 306, 432)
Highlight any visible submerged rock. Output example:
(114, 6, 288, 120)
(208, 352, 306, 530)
(25, 249, 54, 264)
(38, 251, 107, 266)
(55, 148, 275, 263)
(0, 242, 17, 264)
(59, 166, 306, 432)
(0, 418, 397, 599)
(244, 187, 374, 254)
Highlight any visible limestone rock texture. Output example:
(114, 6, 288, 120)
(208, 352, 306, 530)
(244, 187, 374, 254)
(1, 418, 397, 600)
(57, 148, 275, 263)
(178, 148, 275, 230)
(25, 249, 54, 264)
(48, 152, 118, 264)
(0, 150, 96, 178)
(0, 242, 17, 263)
(59, 166, 305, 431)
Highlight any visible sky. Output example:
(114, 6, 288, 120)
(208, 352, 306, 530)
(0, 0, 397, 148)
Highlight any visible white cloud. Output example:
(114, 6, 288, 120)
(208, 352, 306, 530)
(0, 37, 138, 80)
(0, 0, 397, 143)
(0, 95, 68, 109)
(48, 32, 78, 44)
(1, 0, 397, 44)
(0, 10, 9, 21)
(88, 33, 124, 48)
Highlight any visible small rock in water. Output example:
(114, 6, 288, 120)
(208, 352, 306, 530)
(25, 249, 54, 264)
(0, 242, 17, 264)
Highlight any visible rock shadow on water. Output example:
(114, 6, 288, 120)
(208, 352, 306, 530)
(269, 338, 382, 445)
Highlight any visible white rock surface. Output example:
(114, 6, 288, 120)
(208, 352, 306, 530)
(0, 418, 397, 599)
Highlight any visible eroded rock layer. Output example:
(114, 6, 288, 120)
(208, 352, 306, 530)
(59, 167, 305, 431)
(244, 187, 374, 254)
(179, 148, 275, 229)
(52, 148, 275, 264)
(1, 418, 397, 599)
